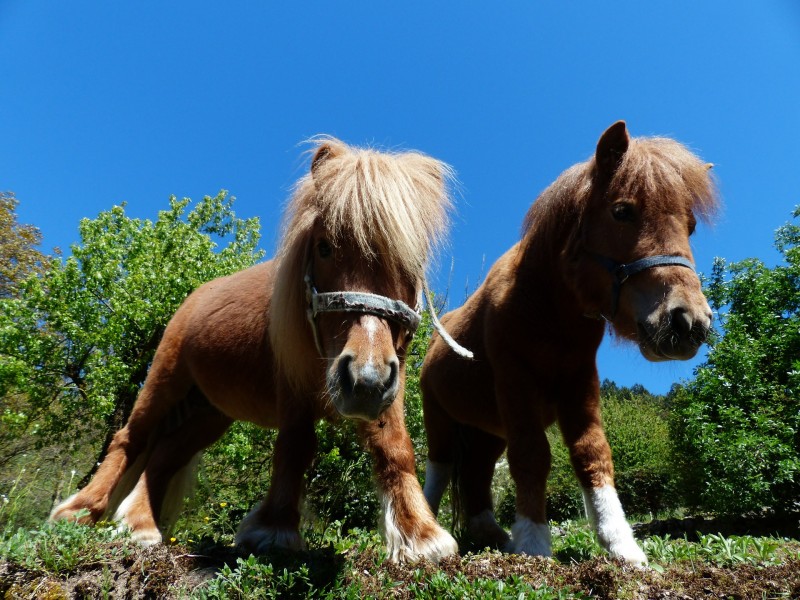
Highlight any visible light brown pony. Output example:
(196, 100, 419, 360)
(51, 138, 459, 562)
(421, 122, 719, 564)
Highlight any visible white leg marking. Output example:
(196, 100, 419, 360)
(511, 514, 552, 556)
(583, 485, 647, 565)
(50, 493, 79, 520)
(422, 459, 452, 515)
(380, 494, 458, 563)
(113, 481, 162, 546)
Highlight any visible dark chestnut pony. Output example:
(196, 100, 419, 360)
(421, 122, 719, 564)
(52, 138, 459, 562)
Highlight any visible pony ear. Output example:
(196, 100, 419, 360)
(310, 140, 344, 178)
(595, 121, 630, 177)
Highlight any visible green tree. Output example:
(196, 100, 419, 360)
(0, 192, 264, 480)
(671, 208, 800, 515)
(0, 192, 52, 299)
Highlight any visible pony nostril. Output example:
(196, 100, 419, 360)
(670, 307, 693, 339)
(337, 354, 355, 396)
(385, 358, 399, 393)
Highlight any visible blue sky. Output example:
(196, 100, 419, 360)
(2, 2, 799, 394)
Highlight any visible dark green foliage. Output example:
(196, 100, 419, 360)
(0, 193, 263, 531)
(495, 382, 677, 525)
(671, 209, 800, 515)
(0, 193, 263, 454)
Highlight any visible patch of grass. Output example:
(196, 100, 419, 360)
(643, 531, 800, 568)
(0, 517, 134, 574)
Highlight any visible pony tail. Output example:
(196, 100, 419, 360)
(449, 423, 468, 540)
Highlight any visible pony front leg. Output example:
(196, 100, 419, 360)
(505, 425, 554, 557)
(359, 400, 458, 563)
(235, 417, 317, 554)
(558, 395, 647, 565)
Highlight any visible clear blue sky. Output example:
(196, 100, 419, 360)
(2, 2, 799, 394)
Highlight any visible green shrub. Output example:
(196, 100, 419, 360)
(671, 210, 800, 515)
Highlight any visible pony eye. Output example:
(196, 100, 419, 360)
(611, 202, 636, 223)
(317, 240, 333, 258)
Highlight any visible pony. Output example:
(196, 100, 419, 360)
(420, 121, 719, 565)
(51, 137, 459, 563)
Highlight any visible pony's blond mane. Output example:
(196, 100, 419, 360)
(270, 137, 455, 391)
(523, 135, 719, 255)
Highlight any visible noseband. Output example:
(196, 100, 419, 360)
(304, 271, 421, 356)
(591, 253, 696, 320)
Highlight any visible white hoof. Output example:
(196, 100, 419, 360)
(607, 537, 648, 565)
(385, 525, 458, 563)
(511, 515, 552, 557)
(129, 527, 162, 547)
(381, 498, 458, 562)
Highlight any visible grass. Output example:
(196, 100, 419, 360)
(2, 456, 799, 598)
(2, 515, 799, 599)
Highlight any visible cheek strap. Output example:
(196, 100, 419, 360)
(591, 254, 696, 319)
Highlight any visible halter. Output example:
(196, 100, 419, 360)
(304, 264, 474, 360)
(590, 253, 696, 320)
(304, 271, 422, 356)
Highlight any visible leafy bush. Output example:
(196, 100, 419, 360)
(505, 382, 678, 523)
(0, 192, 264, 474)
(671, 209, 800, 515)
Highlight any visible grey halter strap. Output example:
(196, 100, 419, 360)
(304, 274, 422, 356)
(591, 253, 696, 320)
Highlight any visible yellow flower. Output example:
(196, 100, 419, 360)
(170, 537, 177, 543)
(219, 502, 227, 507)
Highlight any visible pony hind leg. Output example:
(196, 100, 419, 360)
(453, 425, 510, 552)
(235, 412, 316, 554)
(421, 387, 457, 516)
(50, 349, 193, 526)
(113, 395, 233, 545)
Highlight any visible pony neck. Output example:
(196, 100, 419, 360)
(516, 203, 605, 343)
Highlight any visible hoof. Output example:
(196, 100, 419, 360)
(385, 524, 458, 563)
(511, 516, 552, 557)
(235, 524, 305, 554)
(466, 510, 512, 551)
(128, 526, 163, 547)
(606, 537, 648, 566)
(235, 508, 305, 554)
(49, 494, 98, 525)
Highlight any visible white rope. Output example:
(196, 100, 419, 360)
(423, 280, 474, 360)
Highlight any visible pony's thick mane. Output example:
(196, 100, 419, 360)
(522, 135, 720, 254)
(270, 137, 455, 391)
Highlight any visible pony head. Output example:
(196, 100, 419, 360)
(271, 137, 453, 419)
(577, 121, 719, 360)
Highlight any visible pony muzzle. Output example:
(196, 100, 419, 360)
(637, 302, 712, 361)
(329, 352, 400, 421)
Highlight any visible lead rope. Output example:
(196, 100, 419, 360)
(422, 279, 474, 360)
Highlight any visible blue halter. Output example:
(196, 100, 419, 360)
(591, 253, 696, 320)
